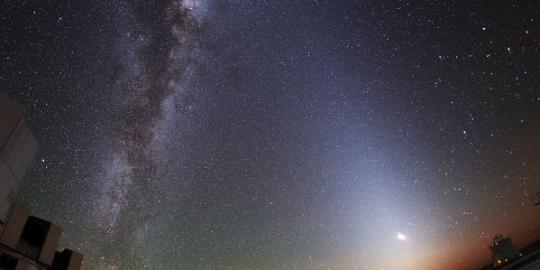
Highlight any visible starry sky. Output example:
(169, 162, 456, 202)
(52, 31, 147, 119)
(2, 1, 540, 269)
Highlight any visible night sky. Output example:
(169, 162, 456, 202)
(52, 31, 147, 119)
(3, 1, 540, 269)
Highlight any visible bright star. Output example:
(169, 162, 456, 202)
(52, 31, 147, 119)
(397, 232, 407, 241)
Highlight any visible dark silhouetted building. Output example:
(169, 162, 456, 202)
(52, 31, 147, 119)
(533, 192, 540, 207)
(478, 236, 540, 270)
(490, 234, 521, 267)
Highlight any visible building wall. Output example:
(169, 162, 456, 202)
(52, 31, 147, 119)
(0, 162, 19, 227)
(0, 204, 29, 250)
(0, 95, 39, 230)
(15, 259, 40, 270)
(0, 248, 44, 270)
(66, 252, 83, 270)
(0, 95, 26, 149)
(39, 224, 62, 266)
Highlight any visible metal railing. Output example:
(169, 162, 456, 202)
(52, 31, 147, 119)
(16, 239, 39, 260)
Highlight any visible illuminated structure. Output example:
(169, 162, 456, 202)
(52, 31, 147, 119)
(0, 94, 83, 270)
(0, 95, 38, 230)
(490, 234, 521, 267)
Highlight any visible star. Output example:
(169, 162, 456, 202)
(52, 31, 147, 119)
(397, 232, 407, 241)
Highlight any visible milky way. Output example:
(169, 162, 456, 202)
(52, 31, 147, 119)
(93, 0, 209, 266)
(97, 0, 200, 235)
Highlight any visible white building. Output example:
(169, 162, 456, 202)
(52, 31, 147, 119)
(0, 94, 83, 270)
(0, 94, 39, 232)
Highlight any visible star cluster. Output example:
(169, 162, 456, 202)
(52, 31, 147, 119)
(2, 1, 540, 269)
